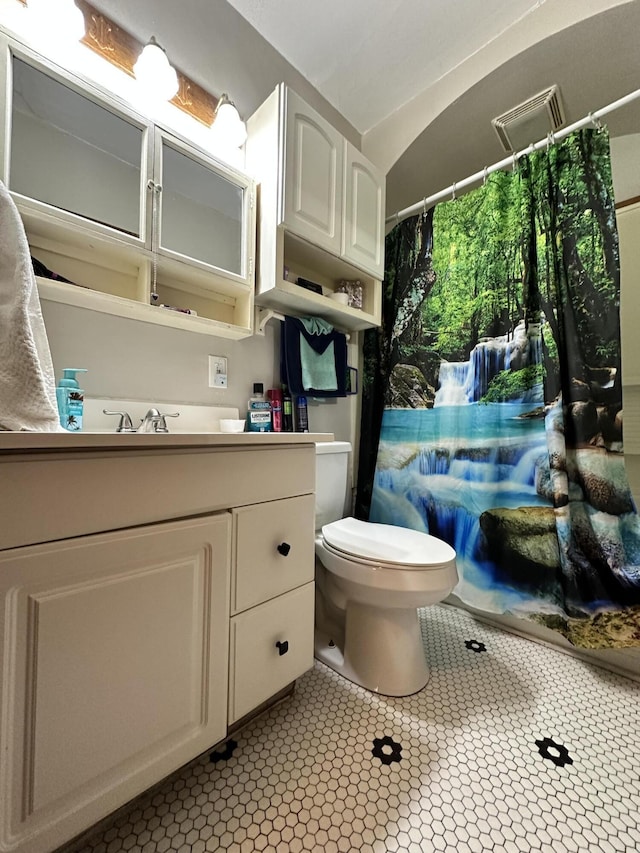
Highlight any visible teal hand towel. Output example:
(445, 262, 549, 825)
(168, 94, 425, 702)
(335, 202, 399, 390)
(299, 317, 334, 335)
(281, 316, 347, 397)
(300, 336, 338, 391)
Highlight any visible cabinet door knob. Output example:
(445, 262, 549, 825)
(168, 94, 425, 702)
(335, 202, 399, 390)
(275, 640, 289, 656)
(277, 542, 291, 557)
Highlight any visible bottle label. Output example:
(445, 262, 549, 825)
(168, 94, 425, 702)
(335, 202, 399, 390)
(64, 391, 83, 431)
(247, 400, 272, 431)
(271, 403, 282, 432)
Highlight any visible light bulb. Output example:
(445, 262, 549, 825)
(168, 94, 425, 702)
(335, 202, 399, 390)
(133, 37, 179, 103)
(210, 94, 247, 149)
(27, 0, 85, 44)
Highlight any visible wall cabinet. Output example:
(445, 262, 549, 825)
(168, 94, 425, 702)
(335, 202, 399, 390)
(0, 441, 316, 853)
(246, 84, 384, 331)
(0, 35, 256, 338)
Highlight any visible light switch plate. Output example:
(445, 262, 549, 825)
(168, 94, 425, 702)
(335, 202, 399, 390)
(209, 355, 228, 388)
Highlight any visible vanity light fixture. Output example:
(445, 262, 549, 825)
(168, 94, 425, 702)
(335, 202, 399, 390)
(133, 36, 179, 102)
(27, 0, 85, 43)
(211, 93, 248, 148)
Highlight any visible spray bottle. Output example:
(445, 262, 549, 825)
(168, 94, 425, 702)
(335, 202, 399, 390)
(295, 395, 309, 432)
(282, 386, 294, 432)
(267, 388, 283, 432)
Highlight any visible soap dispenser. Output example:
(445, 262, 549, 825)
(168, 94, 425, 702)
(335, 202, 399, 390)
(56, 368, 87, 432)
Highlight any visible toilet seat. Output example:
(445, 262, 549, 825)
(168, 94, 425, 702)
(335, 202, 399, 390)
(322, 517, 456, 570)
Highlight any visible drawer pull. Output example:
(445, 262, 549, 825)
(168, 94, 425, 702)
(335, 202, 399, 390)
(277, 542, 291, 557)
(275, 640, 289, 656)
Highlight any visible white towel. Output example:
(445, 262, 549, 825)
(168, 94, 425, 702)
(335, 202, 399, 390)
(0, 180, 62, 431)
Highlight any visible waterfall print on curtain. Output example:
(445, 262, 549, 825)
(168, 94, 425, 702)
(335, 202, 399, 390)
(357, 128, 640, 648)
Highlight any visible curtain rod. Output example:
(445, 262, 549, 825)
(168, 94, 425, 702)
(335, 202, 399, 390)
(386, 86, 640, 225)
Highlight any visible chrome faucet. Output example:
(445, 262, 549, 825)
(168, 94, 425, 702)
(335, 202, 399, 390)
(137, 408, 180, 433)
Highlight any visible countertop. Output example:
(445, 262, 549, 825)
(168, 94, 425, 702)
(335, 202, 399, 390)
(0, 431, 334, 454)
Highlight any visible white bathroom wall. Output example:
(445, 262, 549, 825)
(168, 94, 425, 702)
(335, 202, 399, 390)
(611, 134, 640, 204)
(40, 300, 355, 442)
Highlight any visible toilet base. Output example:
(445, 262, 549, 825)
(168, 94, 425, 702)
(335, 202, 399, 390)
(315, 602, 429, 697)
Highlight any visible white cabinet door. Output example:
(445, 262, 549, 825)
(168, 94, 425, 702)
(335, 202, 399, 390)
(342, 141, 386, 280)
(1, 41, 151, 246)
(229, 582, 315, 724)
(155, 130, 255, 286)
(282, 87, 343, 255)
(0, 515, 230, 853)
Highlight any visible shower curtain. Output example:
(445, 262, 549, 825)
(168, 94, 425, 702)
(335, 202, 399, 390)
(357, 128, 640, 648)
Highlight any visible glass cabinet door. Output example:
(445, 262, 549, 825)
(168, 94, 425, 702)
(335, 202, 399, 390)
(157, 134, 248, 279)
(10, 55, 147, 240)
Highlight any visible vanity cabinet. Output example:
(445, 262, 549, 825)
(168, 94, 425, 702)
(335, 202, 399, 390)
(246, 84, 384, 330)
(0, 34, 256, 339)
(0, 440, 316, 853)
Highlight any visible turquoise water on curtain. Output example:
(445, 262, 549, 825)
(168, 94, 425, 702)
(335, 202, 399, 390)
(380, 402, 543, 443)
(370, 401, 556, 614)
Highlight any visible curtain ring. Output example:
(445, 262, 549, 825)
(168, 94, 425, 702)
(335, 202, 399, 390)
(422, 197, 427, 216)
(589, 111, 604, 132)
(482, 166, 489, 186)
(512, 153, 518, 173)
(546, 131, 555, 152)
(451, 181, 457, 201)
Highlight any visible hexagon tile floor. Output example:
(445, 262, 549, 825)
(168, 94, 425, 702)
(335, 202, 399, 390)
(68, 604, 640, 853)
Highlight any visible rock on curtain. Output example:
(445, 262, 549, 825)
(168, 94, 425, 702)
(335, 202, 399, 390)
(356, 128, 640, 648)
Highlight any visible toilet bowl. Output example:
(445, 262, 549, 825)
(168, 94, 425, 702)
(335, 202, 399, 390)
(314, 443, 458, 697)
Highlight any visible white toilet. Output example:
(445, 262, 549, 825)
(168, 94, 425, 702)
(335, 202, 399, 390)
(314, 441, 458, 697)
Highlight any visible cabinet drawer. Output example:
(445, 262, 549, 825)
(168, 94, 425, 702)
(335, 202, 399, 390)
(232, 494, 315, 613)
(229, 582, 314, 723)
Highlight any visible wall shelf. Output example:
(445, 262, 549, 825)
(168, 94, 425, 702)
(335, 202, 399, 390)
(37, 277, 253, 340)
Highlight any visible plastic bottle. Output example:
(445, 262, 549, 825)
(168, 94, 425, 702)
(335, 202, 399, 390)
(282, 387, 294, 432)
(295, 395, 309, 432)
(246, 382, 272, 432)
(267, 388, 283, 432)
(56, 368, 87, 432)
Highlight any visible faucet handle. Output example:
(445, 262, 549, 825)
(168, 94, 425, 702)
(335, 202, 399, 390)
(103, 409, 136, 433)
(155, 411, 180, 433)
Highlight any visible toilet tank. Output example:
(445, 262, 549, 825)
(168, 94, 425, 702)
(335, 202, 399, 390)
(315, 441, 351, 529)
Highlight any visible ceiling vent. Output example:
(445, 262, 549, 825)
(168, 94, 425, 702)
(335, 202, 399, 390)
(492, 85, 565, 152)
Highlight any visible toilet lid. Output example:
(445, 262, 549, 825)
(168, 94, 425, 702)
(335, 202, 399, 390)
(322, 517, 456, 568)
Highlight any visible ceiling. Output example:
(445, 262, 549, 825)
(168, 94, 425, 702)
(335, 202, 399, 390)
(225, 0, 546, 136)
(86, 0, 640, 216)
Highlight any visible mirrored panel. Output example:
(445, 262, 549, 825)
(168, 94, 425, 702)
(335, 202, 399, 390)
(10, 58, 143, 237)
(160, 140, 244, 275)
